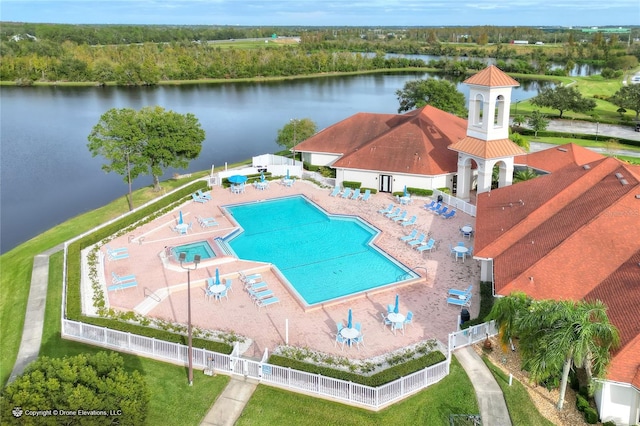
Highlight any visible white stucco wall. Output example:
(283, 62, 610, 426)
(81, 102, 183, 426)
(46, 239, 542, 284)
(595, 380, 640, 425)
(303, 152, 341, 167)
(338, 169, 453, 193)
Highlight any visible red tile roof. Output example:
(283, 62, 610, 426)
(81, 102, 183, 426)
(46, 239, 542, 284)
(449, 136, 526, 159)
(475, 148, 640, 385)
(514, 143, 605, 173)
(463, 65, 520, 87)
(295, 106, 468, 176)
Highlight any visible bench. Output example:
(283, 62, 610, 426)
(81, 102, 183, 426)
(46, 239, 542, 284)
(107, 281, 138, 292)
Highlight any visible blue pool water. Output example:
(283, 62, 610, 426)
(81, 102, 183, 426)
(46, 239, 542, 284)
(173, 241, 216, 262)
(225, 196, 417, 306)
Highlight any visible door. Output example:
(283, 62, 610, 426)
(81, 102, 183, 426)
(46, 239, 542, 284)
(379, 175, 392, 193)
(452, 175, 458, 195)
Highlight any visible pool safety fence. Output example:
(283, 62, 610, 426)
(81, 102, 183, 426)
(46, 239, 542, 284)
(60, 318, 487, 410)
(432, 189, 477, 217)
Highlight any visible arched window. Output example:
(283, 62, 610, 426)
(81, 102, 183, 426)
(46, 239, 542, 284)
(473, 93, 484, 126)
(494, 95, 505, 127)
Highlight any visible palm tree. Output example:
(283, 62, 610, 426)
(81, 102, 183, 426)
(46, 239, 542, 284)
(487, 292, 532, 352)
(513, 168, 538, 183)
(516, 299, 620, 410)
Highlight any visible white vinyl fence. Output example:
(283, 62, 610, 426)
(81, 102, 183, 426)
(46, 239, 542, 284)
(62, 318, 453, 410)
(433, 189, 477, 217)
(448, 320, 498, 356)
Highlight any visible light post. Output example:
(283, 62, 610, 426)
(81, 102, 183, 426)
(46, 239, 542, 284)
(178, 252, 201, 386)
(291, 118, 297, 160)
(515, 100, 521, 116)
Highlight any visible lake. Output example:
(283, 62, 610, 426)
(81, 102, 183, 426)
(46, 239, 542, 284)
(0, 72, 549, 253)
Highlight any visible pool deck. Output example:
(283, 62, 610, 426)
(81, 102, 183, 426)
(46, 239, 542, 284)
(98, 179, 480, 361)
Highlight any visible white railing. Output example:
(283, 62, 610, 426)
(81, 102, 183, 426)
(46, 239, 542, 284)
(448, 320, 498, 356)
(433, 189, 477, 217)
(61, 318, 451, 410)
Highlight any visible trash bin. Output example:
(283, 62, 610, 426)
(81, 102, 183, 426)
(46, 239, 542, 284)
(437, 194, 443, 203)
(460, 308, 470, 323)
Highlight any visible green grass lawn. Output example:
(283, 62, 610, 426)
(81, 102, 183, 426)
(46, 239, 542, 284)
(236, 358, 479, 426)
(481, 355, 555, 426)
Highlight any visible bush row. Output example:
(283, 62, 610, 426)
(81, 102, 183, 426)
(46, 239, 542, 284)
(576, 393, 599, 424)
(268, 351, 446, 387)
(517, 128, 640, 148)
(65, 180, 233, 354)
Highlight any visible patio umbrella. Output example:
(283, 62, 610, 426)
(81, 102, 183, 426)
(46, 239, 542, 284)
(178, 210, 183, 225)
(286, 169, 290, 180)
(403, 185, 408, 197)
(347, 309, 352, 329)
(215, 268, 220, 285)
(228, 175, 247, 184)
(394, 294, 399, 314)
(260, 172, 265, 182)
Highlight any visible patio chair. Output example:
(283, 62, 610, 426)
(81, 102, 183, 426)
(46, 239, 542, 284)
(350, 188, 361, 200)
(391, 211, 407, 222)
(107, 281, 137, 292)
(248, 288, 274, 301)
(423, 201, 436, 210)
(428, 202, 442, 212)
(380, 312, 392, 329)
(433, 205, 447, 215)
(108, 250, 129, 261)
(112, 272, 136, 284)
(442, 209, 457, 219)
(352, 333, 365, 350)
(378, 203, 393, 214)
(399, 229, 418, 241)
(106, 245, 128, 256)
(256, 296, 280, 309)
(216, 288, 229, 302)
(239, 272, 262, 283)
(449, 285, 473, 297)
(195, 189, 212, 200)
(404, 311, 414, 328)
(387, 304, 394, 314)
(407, 233, 426, 247)
(197, 216, 218, 227)
(468, 246, 474, 257)
(225, 278, 233, 292)
(329, 186, 341, 197)
(400, 215, 417, 227)
(447, 294, 472, 307)
(456, 250, 466, 262)
(336, 322, 344, 332)
(384, 207, 401, 218)
(245, 281, 268, 292)
(360, 189, 371, 202)
(416, 238, 436, 253)
(191, 193, 207, 203)
(393, 321, 404, 336)
(204, 287, 216, 301)
(334, 333, 346, 350)
(437, 206, 450, 216)
(341, 187, 352, 199)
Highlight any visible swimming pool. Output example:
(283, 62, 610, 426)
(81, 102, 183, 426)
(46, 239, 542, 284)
(224, 196, 418, 306)
(172, 240, 216, 262)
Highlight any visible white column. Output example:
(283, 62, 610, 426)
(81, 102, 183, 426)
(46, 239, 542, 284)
(499, 159, 515, 188)
(456, 156, 472, 202)
(476, 160, 493, 195)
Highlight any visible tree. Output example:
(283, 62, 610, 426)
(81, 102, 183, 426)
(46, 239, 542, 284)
(87, 108, 148, 210)
(513, 167, 539, 183)
(516, 299, 619, 410)
(509, 130, 529, 152)
(610, 84, 640, 120)
(0, 352, 150, 425)
(530, 85, 596, 118)
(88, 106, 205, 203)
(526, 110, 549, 137)
(277, 118, 317, 155)
(396, 79, 467, 116)
(511, 114, 526, 128)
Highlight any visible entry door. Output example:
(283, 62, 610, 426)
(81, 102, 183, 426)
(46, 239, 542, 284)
(379, 175, 392, 193)
(452, 175, 458, 195)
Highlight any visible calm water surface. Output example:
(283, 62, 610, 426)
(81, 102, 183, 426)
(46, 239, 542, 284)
(0, 73, 547, 253)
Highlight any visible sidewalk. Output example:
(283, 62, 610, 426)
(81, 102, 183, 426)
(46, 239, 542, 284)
(200, 377, 258, 426)
(455, 346, 512, 426)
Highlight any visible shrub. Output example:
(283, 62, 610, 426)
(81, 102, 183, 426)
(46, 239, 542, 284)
(583, 406, 598, 424)
(602, 421, 617, 426)
(576, 393, 589, 412)
(342, 180, 361, 189)
(460, 281, 494, 329)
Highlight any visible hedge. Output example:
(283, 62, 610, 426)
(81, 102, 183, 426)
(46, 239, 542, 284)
(460, 281, 494, 330)
(65, 180, 233, 355)
(517, 128, 640, 148)
(268, 351, 446, 387)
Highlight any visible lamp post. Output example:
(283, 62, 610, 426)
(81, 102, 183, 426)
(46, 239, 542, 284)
(291, 118, 297, 161)
(178, 252, 201, 386)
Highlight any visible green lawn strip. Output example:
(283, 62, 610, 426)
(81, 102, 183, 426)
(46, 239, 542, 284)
(236, 358, 478, 426)
(480, 355, 555, 426)
(41, 252, 229, 426)
(523, 135, 640, 152)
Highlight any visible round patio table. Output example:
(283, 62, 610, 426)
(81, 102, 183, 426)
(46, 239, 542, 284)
(340, 328, 359, 346)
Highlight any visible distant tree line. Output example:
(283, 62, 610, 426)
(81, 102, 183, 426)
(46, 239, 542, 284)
(1, 23, 638, 85)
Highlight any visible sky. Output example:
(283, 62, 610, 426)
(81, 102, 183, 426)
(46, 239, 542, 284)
(1, 0, 638, 27)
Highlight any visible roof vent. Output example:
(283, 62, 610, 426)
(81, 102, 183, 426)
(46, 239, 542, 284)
(620, 179, 628, 185)
(583, 164, 591, 170)
(615, 173, 623, 179)
(636, 195, 640, 199)
(557, 148, 568, 152)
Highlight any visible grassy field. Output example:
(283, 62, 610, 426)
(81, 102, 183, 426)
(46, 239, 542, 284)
(481, 355, 555, 426)
(236, 358, 479, 426)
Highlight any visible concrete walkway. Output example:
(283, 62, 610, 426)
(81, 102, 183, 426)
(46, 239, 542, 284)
(455, 346, 512, 426)
(200, 377, 258, 426)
